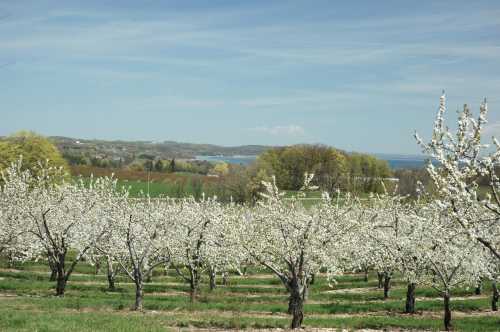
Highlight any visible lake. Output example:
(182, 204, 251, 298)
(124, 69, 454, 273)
(196, 155, 429, 169)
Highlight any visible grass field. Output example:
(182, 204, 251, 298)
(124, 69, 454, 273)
(71, 165, 218, 198)
(0, 259, 498, 331)
(116, 179, 199, 198)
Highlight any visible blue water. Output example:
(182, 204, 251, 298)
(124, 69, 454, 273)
(196, 155, 258, 166)
(384, 159, 428, 169)
(196, 155, 428, 169)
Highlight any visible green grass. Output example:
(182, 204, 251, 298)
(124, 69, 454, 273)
(1, 306, 498, 332)
(118, 178, 210, 198)
(78, 175, 207, 198)
(0, 259, 498, 331)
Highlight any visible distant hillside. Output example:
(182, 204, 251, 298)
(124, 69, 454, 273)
(50, 136, 273, 161)
(47, 136, 431, 171)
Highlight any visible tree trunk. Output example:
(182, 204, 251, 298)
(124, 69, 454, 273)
(209, 268, 216, 291)
(106, 257, 116, 291)
(303, 281, 310, 301)
(189, 268, 200, 302)
(288, 286, 304, 329)
(383, 272, 391, 300)
(48, 254, 57, 281)
(309, 273, 315, 285)
(7, 252, 15, 268)
(443, 292, 452, 331)
(190, 281, 197, 302)
(492, 280, 499, 311)
(222, 272, 228, 286)
(49, 268, 57, 282)
(364, 267, 369, 282)
(475, 279, 482, 295)
(94, 259, 101, 275)
(55, 253, 67, 296)
(133, 269, 143, 311)
(377, 272, 384, 288)
(134, 282, 143, 310)
(107, 272, 116, 291)
(55, 272, 67, 296)
(405, 282, 416, 313)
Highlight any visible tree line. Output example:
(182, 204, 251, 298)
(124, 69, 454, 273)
(257, 145, 393, 193)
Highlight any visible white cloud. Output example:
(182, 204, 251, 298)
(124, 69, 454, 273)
(249, 125, 305, 136)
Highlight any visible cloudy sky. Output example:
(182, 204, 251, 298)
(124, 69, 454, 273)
(1, 0, 499, 154)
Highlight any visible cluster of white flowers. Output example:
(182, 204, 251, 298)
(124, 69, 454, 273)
(416, 93, 500, 261)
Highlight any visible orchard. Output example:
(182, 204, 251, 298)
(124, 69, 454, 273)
(0, 95, 499, 331)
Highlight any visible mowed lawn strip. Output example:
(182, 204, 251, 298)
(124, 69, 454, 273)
(0, 261, 498, 331)
(0, 305, 499, 332)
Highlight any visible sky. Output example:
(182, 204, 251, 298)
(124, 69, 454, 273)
(0, 0, 499, 154)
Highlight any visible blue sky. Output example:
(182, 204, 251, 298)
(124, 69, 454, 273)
(1, 0, 499, 154)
